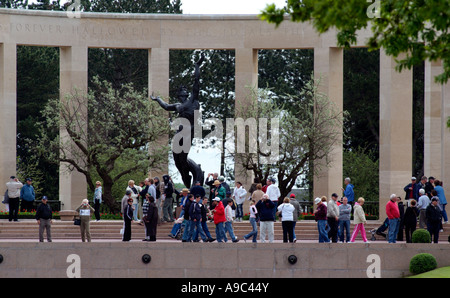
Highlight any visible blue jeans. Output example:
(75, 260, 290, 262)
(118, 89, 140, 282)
(193, 221, 212, 240)
(236, 203, 244, 220)
(244, 217, 258, 242)
(338, 219, 351, 242)
(215, 222, 227, 242)
(317, 219, 330, 243)
(388, 218, 400, 243)
(191, 220, 207, 241)
(442, 204, 448, 222)
(182, 220, 194, 241)
(224, 221, 237, 241)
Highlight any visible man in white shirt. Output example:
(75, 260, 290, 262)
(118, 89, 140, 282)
(6, 176, 23, 222)
(417, 188, 431, 229)
(232, 181, 247, 222)
(266, 177, 281, 220)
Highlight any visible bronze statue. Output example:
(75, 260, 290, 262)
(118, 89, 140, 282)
(151, 53, 205, 188)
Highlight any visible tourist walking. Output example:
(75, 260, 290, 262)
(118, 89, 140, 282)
(256, 194, 275, 243)
(243, 200, 258, 243)
(182, 194, 195, 242)
(192, 198, 215, 242)
(189, 194, 208, 242)
(93, 181, 102, 221)
(277, 197, 295, 243)
(35, 196, 52, 242)
(404, 199, 419, 243)
(314, 197, 329, 243)
(6, 176, 23, 222)
(338, 197, 352, 243)
(211, 197, 227, 242)
(350, 197, 368, 243)
(417, 188, 430, 228)
(76, 199, 95, 242)
(142, 194, 159, 241)
(224, 199, 239, 242)
(122, 197, 134, 241)
(386, 194, 400, 243)
(327, 193, 340, 243)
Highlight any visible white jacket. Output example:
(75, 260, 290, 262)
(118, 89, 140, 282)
(233, 186, 247, 205)
(6, 180, 23, 198)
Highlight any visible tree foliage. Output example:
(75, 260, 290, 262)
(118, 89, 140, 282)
(260, 0, 450, 84)
(35, 78, 170, 212)
(230, 75, 347, 199)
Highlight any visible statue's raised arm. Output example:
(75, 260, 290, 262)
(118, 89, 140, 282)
(191, 52, 205, 103)
(151, 93, 179, 112)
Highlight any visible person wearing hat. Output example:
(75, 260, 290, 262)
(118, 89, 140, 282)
(403, 176, 419, 204)
(6, 176, 23, 222)
(20, 178, 35, 212)
(35, 196, 52, 242)
(211, 197, 227, 242)
(314, 197, 329, 243)
(212, 180, 226, 203)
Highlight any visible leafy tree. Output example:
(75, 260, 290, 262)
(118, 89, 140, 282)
(260, 0, 450, 84)
(35, 77, 171, 212)
(230, 75, 347, 199)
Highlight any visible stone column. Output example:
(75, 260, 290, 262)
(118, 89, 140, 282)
(234, 48, 258, 197)
(441, 78, 450, 197)
(313, 47, 343, 200)
(379, 50, 413, 219)
(59, 46, 88, 210)
(424, 60, 443, 178)
(0, 43, 17, 211)
(148, 48, 170, 179)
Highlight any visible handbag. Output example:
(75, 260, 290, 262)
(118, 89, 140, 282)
(74, 218, 81, 225)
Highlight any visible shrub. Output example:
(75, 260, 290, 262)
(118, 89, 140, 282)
(409, 253, 437, 275)
(412, 229, 431, 243)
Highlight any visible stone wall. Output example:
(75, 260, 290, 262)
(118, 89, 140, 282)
(0, 242, 449, 278)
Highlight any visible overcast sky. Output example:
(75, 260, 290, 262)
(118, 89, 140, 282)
(181, 0, 286, 14)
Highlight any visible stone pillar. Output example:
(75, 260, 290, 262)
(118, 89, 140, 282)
(424, 60, 443, 178)
(313, 47, 343, 200)
(148, 48, 170, 179)
(379, 50, 413, 219)
(234, 48, 258, 196)
(441, 78, 450, 196)
(0, 43, 17, 211)
(59, 46, 88, 210)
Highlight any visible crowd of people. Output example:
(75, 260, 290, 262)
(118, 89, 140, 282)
(2, 173, 448, 244)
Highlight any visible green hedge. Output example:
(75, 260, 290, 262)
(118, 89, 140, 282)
(412, 229, 431, 243)
(410, 253, 437, 275)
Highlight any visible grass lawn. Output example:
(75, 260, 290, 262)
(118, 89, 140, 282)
(408, 266, 450, 278)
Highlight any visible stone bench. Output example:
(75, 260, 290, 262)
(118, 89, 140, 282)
(59, 210, 78, 221)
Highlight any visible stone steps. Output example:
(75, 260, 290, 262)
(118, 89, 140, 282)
(2, 219, 447, 241)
